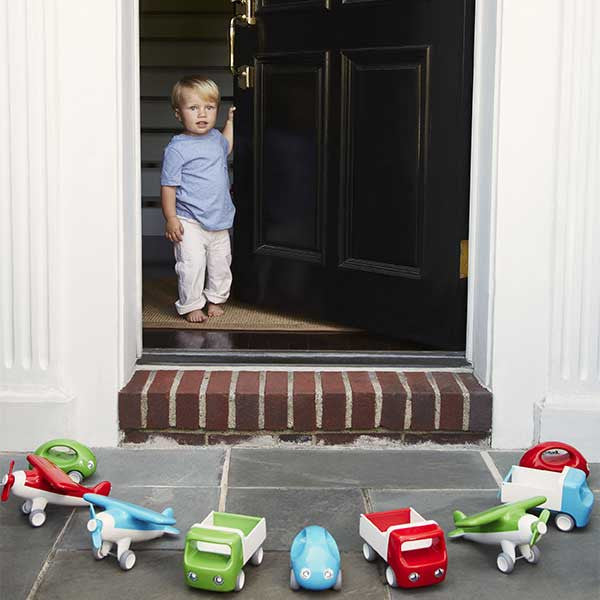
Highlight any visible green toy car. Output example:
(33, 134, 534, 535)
(33, 439, 97, 483)
(184, 511, 266, 592)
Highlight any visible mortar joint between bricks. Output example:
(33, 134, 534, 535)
(397, 371, 412, 429)
(426, 371, 441, 430)
(315, 371, 323, 429)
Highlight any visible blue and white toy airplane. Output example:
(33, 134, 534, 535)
(83, 493, 179, 570)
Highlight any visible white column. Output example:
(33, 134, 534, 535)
(539, 0, 600, 458)
(0, 0, 141, 450)
(0, 0, 75, 446)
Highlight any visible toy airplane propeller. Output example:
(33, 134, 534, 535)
(84, 493, 179, 571)
(1, 455, 111, 527)
(448, 496, 550, 574)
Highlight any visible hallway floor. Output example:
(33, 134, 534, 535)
(1, 446, 598, 599)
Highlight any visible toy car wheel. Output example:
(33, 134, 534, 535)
(333, 570, 342, 591)
(92, 547, 108, 560)
(290, 569, 300, 591)
(525, 545, 541, 564)
(234, 569, 245, 592)
(67, 470, 83, 483)
(21, 500, 33, 515)
(250, 546, 264, 566)
(119, 550, 136, 571)
(362, 542, 376, 562)
(555, 513, 575, 532)
(496, 552, 515, 574)
(29, 510, 46, 528)
(385, 565, 398, 588)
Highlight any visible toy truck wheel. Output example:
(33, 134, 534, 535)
(67, 470, 83, 483)
(119, 550, 136, 571)
(555, 513, 575, 532)
(362, 542, 376, 562)
(234, 569, 245, 592)
(250, 546, 264, 566)
(525, 546, 541, 564)
(496, 552, 515, 574)
(21, 500, 32, 515)
(333, 570, 342, 591)
(29, 510, 46, 527)
(385, 566, 398, 588)
(290, 569, 300, 590)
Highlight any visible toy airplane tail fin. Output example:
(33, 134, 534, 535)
(453, 510, 467, 523)
(164, 525, 180, 536)
(448, 528, 465, 538)
(92, 481, 111, 496)
(162, 507, 174, 519)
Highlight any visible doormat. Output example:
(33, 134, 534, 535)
(143, 277, 359, 332)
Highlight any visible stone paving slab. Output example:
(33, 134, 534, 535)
(228, 448, 497, 489)
(34, 550, 386, 599)
(89, 448, 225, 486)
(58, 485, 220, 551)
(0, 500, 72, 600)
(224, 487, 365, 551)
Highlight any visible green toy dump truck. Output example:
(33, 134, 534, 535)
(184, 511, 267, 592)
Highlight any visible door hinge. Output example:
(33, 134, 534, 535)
(460, 239, 468, 279)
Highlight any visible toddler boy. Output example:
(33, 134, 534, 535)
(160, 77, 235, 322)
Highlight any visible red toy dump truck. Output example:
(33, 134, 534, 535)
(360, 508, 447, 588)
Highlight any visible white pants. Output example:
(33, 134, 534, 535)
(174, 219, 232, 315)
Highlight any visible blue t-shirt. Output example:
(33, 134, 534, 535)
(160, 129, 235, 231)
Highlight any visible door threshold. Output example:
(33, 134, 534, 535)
(138, 349, 468, 368)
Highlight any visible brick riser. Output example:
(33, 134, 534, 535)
(119, 371, 492, 446)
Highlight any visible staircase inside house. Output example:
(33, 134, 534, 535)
(140, 0, 233, 267)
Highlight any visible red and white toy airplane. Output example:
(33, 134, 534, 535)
(1, 454, 111, 527)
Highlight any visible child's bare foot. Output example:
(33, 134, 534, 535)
(207, 303, 224, 317)
(186, 308, 207, 322)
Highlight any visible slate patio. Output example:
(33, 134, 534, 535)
(1, 446, 598, 599)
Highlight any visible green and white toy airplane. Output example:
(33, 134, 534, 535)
(448, 496, 550, 574)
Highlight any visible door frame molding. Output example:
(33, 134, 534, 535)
(126, 0, 536, 449)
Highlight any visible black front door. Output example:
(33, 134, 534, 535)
(232, 0, 474, 349)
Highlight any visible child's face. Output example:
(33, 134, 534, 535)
(175, 88, 218, 135)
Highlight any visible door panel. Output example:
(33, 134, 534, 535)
(232, 0, 474, 348)
(340, 47, 429, 275)
(255, 53, 328, 262)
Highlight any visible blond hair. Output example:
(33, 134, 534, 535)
(170, 77, 220, 111)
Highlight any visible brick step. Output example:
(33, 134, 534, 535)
(119, 370, 492, 445)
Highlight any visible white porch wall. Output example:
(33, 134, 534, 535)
(472, 0, 600, 458)
(0, 0, 140, 449)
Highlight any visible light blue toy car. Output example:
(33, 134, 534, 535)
(290, 526, 342, 591)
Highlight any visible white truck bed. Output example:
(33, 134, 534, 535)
(191, 511, 267, 565)
(360, 509, 437, 560)
(500, 465, 565, 510)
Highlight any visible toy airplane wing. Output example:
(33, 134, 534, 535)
(83, 493, 177, 526)
(452, 496, 547, 528)
(27, 454, 82, 495)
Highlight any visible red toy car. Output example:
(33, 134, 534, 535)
(520, 441, 590, 478)
(360, 508, 447, 588)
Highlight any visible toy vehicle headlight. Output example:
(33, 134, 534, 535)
(87, 460, 95, 470)
(213, 575, 224, 585)
(300, 568, 311, 580)
(323, 568, 334, 580)
(187, 571, 197, 582)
